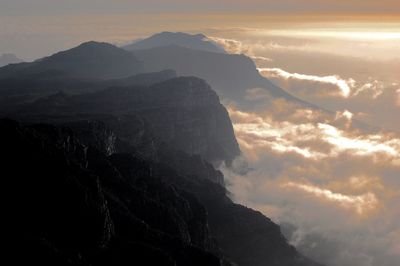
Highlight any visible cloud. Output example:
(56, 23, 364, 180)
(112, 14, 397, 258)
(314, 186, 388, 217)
(353, 81, 384, 99)
(283, 182, 378, 215)
(229, 106, 400, 163)
(397, 89, 400, 106)
(208, 36, 250, 54)
(258, 67, 354, 97)
(224, 103, 400, 266)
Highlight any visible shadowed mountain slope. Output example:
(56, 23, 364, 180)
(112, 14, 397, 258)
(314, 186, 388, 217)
(131, 44, 310, 109)
(2, 118, 322, 266)
(0, 42, 143, 80)
(11, 76, 241, 164)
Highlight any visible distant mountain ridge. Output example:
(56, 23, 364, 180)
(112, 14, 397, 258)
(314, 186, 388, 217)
(127, 38, 313, 110)
(12, 76, 241, 164)
(125, 32, 226, 54)
(0, 53, 23, 67)
(0, 42, 143, 80)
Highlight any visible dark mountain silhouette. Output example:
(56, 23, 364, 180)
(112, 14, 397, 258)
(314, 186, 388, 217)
(0, 53, 23, 67)
(130, 44, 312, 109)
(1, 38, 323, 266)
(0, 70, 177, 113)
(2, 117, 322, 266)
(12, 76, 241, 164)
(125, 32, 226, 54)
(0, 42, 143, 80)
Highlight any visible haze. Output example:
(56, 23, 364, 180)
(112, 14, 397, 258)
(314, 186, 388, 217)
(1, 1, 399, 266)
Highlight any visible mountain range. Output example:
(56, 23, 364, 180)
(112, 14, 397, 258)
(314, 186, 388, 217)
(1, 32, 323, 266)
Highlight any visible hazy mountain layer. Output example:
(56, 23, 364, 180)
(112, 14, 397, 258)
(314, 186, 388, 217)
(125, 32, 226, 54)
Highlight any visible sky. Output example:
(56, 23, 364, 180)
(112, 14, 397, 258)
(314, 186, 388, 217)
(1, 1, 400, 266)
(1, 0, 400, 60)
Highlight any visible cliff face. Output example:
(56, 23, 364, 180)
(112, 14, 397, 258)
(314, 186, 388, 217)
(3, 118, 320, 266)
(2, 119, 225, 266)
(1, 39, 323, 266)
(14, 76, 241, 164)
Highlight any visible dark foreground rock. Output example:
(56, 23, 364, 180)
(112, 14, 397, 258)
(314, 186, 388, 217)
(2, 119, 321, 266)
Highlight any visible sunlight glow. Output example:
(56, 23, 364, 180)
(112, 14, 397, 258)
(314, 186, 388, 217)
(229, 107, 400, 162)
(284, 182, 378, 214)
(264, 29, 400, 41)
(258, 68, 353, 97)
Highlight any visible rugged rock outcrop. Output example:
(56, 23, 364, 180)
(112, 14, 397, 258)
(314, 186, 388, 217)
(13, 76, 241, 164)
(2, 119, 226, 266)
(2, 118, 321, 266)
(1, 38, 323, 266)
(0, 70, 177, 114)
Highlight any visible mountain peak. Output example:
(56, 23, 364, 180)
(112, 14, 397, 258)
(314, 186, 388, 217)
(0, 41, 143, 80)
(124, 32, 226, 54)
(74, 41, 117, 50)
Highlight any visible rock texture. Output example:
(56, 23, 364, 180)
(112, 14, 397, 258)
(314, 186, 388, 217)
(0, 38, 323, 266)
(13, 76, 241, 164)
(2, 119, 225, 266)
(2, 118, 321, 266)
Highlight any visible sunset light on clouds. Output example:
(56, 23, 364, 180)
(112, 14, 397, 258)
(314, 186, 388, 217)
(1, 1, 400, 266)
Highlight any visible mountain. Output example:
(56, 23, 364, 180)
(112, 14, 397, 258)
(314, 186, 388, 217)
(0, 42, 143, 80)
(11, 76, 241, 164)
(125, 32, 226, 54)
(2, 117, 321, 266)
(130, 44, 310, 110)
(2, 119, 227, 266)
(0, 69, 177, 114)
(1, 39, 323, 266)
(0, 53, 23, 67)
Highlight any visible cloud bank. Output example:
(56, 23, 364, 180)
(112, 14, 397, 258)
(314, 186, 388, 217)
(224, 103, 400, 266)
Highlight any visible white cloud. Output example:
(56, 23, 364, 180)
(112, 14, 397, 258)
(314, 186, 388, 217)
(229, 106, 400, 163)
(208, 36, 250, 54)
(258, 67, 353, 97)
(283, 182, 378, 215)
(225, 104, 400, 266)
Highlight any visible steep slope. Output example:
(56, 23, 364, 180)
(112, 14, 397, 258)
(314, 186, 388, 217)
(0, 53, 23, 67)
(125, 32, 226, 54)
(0, 42, 143, 80)
(13, 76, 241, 164)
(131, 45, 309, 109)
(2, 119, 227, 266)
(0, 70, 177, 113)
(2, 118, 321, 266)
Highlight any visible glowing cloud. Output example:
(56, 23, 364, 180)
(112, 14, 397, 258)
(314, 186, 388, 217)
(258, 67, 353, 97)
(229, 107, 400, 163)
(318, 123, 400, 158)
(397, 89, 400, 107)
(283, 182, 378, 214)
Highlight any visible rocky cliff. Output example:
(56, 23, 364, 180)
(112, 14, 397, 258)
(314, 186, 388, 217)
(13, 76, 241, 164)
(1, 39, 322, 266)
(3, 118, 321, 266)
